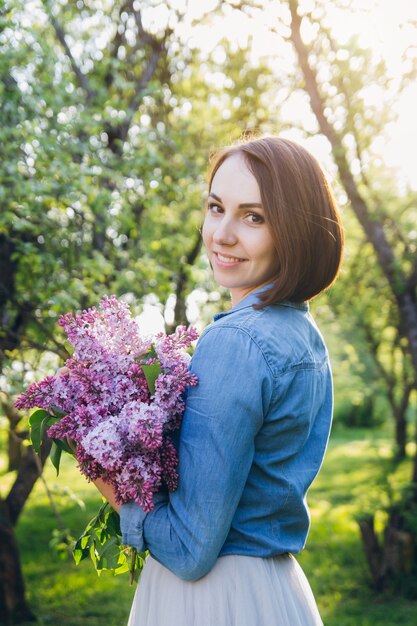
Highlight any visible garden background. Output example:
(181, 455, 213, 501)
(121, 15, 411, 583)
(1, 0, 417, 624)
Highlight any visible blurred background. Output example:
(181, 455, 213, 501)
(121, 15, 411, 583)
(1, 0, 417, 624)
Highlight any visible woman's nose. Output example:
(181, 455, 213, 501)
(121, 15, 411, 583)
(212, 217, 238, 245)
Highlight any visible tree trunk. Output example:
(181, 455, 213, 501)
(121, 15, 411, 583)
(0, 438, 51, 623)
(166, 232, 202, 334)
(1, 402, 25, 472)
(7, 431, 23, 473)
(358, 516, 385, 592)
(0, 501, 36, 625)
(393, 382, 413, 459)
(358, 510, 415, 593)
(413, 427, 417, 502)
(384, 511, 415, 579)
(394, 413, 407, 460)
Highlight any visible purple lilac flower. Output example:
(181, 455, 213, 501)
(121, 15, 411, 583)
(15, 376, 56, 411)
(16, 295, 198, 512)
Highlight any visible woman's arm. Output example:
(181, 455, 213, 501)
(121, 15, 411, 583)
(119, 325, 273, 581)
(93, 477, 120, 513)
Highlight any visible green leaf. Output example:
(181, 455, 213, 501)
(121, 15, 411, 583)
(50, 441, 62, 475)
(106, 509, 122, 534)
(71, 500, 146, 577)
(141, 361, 161, 395)
(29, 408, 51, 427)
(73, 534, 92, 565)
(29, 409, 52, 454)
(29, 410, 65, 457)
(53, 436, 76, 456)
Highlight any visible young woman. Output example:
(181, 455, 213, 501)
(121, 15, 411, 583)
(96, 136, 344, 625)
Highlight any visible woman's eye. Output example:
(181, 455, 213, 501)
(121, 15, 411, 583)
(247, 212, 264, 224)
(207, 203, 223, 214)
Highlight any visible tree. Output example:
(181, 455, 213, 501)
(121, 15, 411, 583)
(211, 0, 417, 593)
(325, 217, 416, 453)
(0, 1, 275, 621)
(282, 0, 417, 591)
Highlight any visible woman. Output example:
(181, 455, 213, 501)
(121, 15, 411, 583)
(96, 135, 344, 625)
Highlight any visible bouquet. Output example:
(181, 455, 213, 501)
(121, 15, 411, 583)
(16, 295, 198, 576)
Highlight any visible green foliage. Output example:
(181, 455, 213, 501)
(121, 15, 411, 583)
(9, 426, 417, 626)
(29, 408, 74, 476)
(140, 360, 161, 396)
(73, 501, 145, 581)
(139, 345, 162, 395)
(316, 210, 415, 434)
(1, 0, 276, 393)
(29, 409, 56, 454)
(335, 396, 384, 429)
(2, 0, 417, 620)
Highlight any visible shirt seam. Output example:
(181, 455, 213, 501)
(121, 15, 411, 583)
(202, 321, 328, 378)
(200, 322, 275, 378)
(214, 300, 308, 320)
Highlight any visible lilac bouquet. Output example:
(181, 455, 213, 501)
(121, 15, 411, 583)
(16, 295, 198, 513)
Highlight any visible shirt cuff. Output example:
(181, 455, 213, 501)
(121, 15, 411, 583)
(119, 492, 169, 552)
(119, 502, 147, 552)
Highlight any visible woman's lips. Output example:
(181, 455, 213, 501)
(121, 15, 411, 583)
(213, 252, 247, 267)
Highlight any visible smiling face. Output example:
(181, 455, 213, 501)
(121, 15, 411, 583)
(202, 152, 279, 306)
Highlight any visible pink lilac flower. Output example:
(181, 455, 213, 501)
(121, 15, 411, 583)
(16, 295, 198, 512)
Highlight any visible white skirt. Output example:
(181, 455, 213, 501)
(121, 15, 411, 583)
(127, 553, 323, 626)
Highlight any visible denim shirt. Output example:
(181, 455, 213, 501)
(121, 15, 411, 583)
(120, 289, 333, 582)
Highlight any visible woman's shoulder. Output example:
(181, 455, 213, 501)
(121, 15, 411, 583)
(199, 302, 328, 377)
(205, 300, 312, 342)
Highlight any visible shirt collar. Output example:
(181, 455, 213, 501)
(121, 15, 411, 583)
(213, 286, 309, 321)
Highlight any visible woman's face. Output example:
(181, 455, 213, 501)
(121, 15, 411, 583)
(202, 153, 279, 306)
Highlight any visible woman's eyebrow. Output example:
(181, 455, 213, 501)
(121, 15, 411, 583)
(208, 192, 263, 209)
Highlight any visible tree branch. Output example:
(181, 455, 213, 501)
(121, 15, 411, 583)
(130, 2, 159, 49)
(287, 0, 404, 298)
(10, 315, 70, 359)
(167, 230, 203, 333)
(106, 45, 164, 152)
(407, 257, 417, 292)
(44, 3, 96, 101)
(103, 0, 131, 89)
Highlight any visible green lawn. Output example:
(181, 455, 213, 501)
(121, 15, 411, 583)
(298, 426, 417, 625)
(6, 425, 417, 625)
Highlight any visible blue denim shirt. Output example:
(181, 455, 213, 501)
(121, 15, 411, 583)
(120, 289, 333, 581)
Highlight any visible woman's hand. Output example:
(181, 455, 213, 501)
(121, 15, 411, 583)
(93, 477, 120, 513)
(66, 437, 77, 454)
(56, 365, 70, 377)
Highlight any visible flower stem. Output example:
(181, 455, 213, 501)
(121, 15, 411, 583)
(130, 548, 137, 585)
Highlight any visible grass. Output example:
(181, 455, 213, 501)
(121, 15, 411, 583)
(10, 456, 134, 626)
(298, 426, 417, 625)
(5, 424, 417, 625)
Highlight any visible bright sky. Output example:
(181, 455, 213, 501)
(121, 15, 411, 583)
(171, 0, 417, 190)
(324, 0, 417, 190)
(137, 0, 417, 330)
(21, 0, 416, 188)
(23, 0, 415, 187)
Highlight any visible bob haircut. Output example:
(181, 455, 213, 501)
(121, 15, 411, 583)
(207, 136, 344, 308)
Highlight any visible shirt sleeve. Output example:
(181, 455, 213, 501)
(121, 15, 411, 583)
(119, 324, 273, 581)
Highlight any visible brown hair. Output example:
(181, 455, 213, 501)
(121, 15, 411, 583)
(208, 136, 344, 307)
